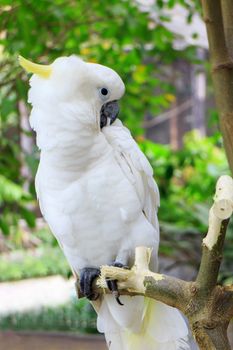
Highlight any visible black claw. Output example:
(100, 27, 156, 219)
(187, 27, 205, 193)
(107, 280, 124, 305)
(106, 261, 129, 306)
(113, 291, 124, 306)
(80, 267, 100, 300)
(115, 296, 124, 306)
(106, 279, 115, 292)
(112, 262, 129, 269)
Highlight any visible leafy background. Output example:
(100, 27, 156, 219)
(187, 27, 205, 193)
(0, 0, 232, 334)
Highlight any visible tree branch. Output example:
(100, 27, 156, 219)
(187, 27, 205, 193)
(196, 219, 229, 293)
(197, 175, 233, 293)
(98, 247, 190, 312)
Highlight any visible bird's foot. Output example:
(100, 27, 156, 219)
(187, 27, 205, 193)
(106, 262, 129, 306)
(80, 267, 100, 301)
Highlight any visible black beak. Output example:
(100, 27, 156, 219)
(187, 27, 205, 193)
(100, 100, 119, 129)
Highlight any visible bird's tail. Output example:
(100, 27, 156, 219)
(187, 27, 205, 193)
(97, 295, 195, 350)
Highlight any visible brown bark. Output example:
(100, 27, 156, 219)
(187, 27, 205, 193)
(196, 219, 229, 293)
(221, 0, 233, 59)
(201, 0, 233, 173)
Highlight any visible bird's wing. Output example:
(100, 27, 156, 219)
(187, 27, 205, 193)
(102, 119, 160, 230)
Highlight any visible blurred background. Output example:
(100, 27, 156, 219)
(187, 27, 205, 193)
(0, 0, 232, 349)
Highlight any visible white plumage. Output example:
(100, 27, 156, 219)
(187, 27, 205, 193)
(24, 55, 194, 349)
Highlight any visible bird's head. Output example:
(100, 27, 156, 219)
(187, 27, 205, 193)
(19, 55, 125, 130)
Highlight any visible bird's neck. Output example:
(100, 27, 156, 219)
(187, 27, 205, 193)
(34, 111, 111, 187)
(40, 128, 109, 170)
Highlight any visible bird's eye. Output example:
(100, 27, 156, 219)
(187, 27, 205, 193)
(100, 88, 108, 96)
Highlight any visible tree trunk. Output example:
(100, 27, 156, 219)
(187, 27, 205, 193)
(201, 0, 233, 173)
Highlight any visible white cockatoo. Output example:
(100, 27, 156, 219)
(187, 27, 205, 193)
(19, 55, 192, 350)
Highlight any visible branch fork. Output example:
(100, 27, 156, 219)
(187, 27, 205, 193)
(98, 247, 164, 294)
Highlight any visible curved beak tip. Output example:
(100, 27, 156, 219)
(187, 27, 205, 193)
(100, 100, 119, 129)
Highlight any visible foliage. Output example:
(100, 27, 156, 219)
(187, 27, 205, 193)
(0, 298, 97, 333)
(0, 174, 35, 236)
(140, 131, 233, 282)
(140, 131, 228, 231)
(0, 0, 204, 237)
(0, 247, 70, 281)
(1, 0, 196, 133)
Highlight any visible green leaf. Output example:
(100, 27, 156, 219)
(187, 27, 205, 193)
(20, 207, 36, 228)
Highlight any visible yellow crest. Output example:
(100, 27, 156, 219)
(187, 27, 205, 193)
(18, 55, 52, 78)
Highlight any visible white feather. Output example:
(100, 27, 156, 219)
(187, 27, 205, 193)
(102, 119, 160, 231)
(98, 297, 192, 350)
